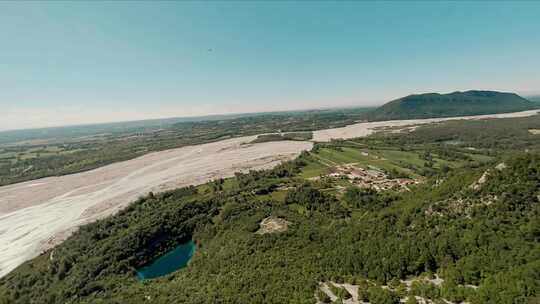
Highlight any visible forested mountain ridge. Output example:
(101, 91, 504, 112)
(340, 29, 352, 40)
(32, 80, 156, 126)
(368, 90, 538, 121)
(2, 114, 540, 304)
(529, 95, 540, 103)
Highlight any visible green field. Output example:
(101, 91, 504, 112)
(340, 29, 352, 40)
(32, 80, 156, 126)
(0, 108, 372, 186)
(301, 140, 495, 182)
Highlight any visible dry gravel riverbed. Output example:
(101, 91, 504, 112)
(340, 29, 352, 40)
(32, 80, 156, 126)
(0, 136, 312, 277)
(0, 109, 539, 277)
(313, 109, 540, 141)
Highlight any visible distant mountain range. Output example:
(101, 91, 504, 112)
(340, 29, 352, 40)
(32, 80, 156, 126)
(367, 90, 539, 121)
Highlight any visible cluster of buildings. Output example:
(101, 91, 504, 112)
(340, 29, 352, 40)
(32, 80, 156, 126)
(327, 164, 418, 192)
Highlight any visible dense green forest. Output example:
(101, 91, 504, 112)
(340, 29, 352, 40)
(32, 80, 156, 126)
(368, 90, 538, 121)
(529, 96, 540, 103)
(1, 115, 539, 304)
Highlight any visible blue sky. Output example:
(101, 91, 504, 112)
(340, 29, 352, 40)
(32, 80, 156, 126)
(1, 1, 539, 130)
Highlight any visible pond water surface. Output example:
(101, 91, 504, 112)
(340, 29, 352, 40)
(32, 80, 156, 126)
(136, 240, 195, 280)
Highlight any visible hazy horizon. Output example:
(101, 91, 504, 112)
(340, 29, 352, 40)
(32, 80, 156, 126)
(0, 103, 375, 133)
(3, 89, 540, 133)
(2, 2, 540, 131)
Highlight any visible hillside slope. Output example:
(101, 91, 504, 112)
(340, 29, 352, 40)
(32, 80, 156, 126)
(368, 90, 537, 121)
(2, 114, 540, 304)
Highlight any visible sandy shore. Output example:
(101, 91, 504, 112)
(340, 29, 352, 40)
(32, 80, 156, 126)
(1, 108, 539, 278)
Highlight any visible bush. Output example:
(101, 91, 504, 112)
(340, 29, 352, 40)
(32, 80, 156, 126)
(367, 286, 399, 304)
(316, 289, 331, 303)
(328, 283, 352, 300)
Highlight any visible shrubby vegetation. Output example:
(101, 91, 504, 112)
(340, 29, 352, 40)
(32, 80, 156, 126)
(1, 148, 539, 303)
(1, 114, 539, 303)
(327, 283, 352, 300)
(2, 94, 538, 186)
(0, 108, 369, 186)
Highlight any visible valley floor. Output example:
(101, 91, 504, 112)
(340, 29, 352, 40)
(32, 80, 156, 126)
(1, 110, 539, 304)
(0, 137, 311, 277)
(0, 109, 539, 278)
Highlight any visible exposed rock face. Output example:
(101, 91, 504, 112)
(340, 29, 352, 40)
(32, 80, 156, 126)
(471, 170, 489, 190)
(256, 217, 290, 234)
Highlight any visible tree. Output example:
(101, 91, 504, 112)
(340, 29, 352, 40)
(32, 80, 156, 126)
(368, 287, 399, 304)
(316, 289, 331, 303)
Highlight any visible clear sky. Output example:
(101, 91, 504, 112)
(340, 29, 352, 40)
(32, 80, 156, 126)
(1, 1, 539, 130)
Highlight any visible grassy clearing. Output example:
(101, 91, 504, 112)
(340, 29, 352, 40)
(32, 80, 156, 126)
(315, 147, 418, 177)
(466, 153, 494, 163)
(317, 148, 363, 164)
(299, 159, 330, 179)
(306, 140, 495, 181)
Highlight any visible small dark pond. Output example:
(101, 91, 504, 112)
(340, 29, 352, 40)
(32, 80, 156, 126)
(136, 240, 195, 280)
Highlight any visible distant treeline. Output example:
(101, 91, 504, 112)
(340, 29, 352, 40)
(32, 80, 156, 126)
(0, 108, 370, 186)
(251, 132, 313, 143)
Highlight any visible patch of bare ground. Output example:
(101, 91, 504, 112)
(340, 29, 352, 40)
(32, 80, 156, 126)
(469, 170, 489, 190)
(256, 217, 290, 234)
(425, 193, 500, 220)
(316, 282, 354, 304)
(317, 275, 477, 304)
(469, 162, 507, 191)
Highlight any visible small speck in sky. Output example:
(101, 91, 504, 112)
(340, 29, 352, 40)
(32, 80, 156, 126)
(0, 1, 539, 130)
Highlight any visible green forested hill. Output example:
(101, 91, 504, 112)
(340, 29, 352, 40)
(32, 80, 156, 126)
(368, 90, 538, 121)
(1, 115, 540, 304)
(529, 96, 540, 103)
